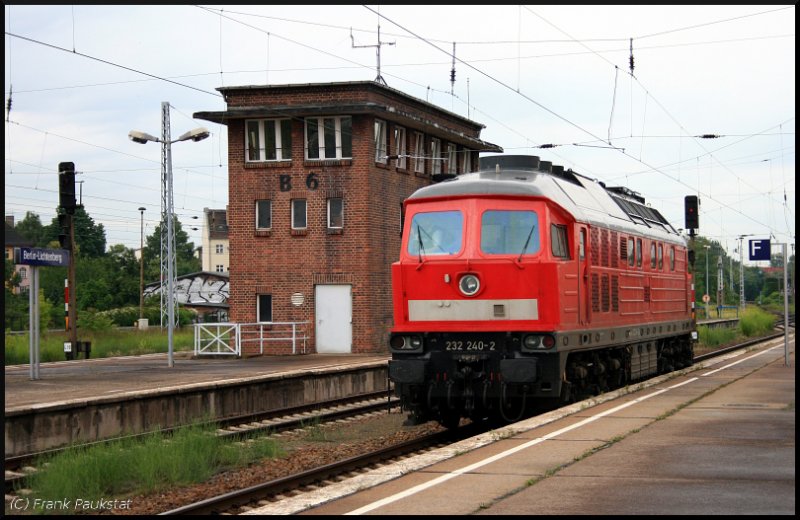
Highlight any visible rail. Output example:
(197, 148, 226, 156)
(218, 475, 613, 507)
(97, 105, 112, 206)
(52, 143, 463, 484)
(193, 322, 310, 356)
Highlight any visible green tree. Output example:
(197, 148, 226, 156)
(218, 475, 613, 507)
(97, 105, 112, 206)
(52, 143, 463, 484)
(42, 206, 107, 257)
(14, 211, 48, 246)
(4, 258, 27, 330)
(143, 216, 200, 283)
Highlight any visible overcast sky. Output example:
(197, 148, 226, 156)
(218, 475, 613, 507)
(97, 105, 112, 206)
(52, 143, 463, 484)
(4, 4, 795, 264)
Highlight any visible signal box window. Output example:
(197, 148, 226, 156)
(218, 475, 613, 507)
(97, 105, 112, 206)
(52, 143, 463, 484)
(374, 119, 388, 164)
(291, 199, 307, 230)
(256, 200, 272, 230)
(413, 132, 425, 173)
(408, 210, 463, 256)
(431, 138, 442, 175)
(446, 143, 457, 174)
(480, 210, 540, 255)
(305, 116, 352, 160)
(257, 294, 272, 323)
(246, 119, 291, 162)
(463, 150, 472, 173)
(328, 198, 343, 229)
(394, 126, 407, 170)
(550, 224, 570, 259)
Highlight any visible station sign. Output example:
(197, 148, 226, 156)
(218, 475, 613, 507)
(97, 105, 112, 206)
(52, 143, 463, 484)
(748, 239, 771, 261)
(14, 247, 70, 267)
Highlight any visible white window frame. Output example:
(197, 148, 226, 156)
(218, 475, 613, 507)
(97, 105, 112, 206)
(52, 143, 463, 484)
(374, 119, 388, 164)
(215, 264, 224, 273)
(245, 119, 291, 162)
(291, 199, 307, 230)
(215, 244, 224, 254)
(394, 126, 407, 169)
(431, 138, 442, 175)
(446, 143, 457, 174)
(305, 116, 352, 160)
(327, 197, 343, 229)
(256, 200, 272, 230)
(413, 132, 425, 173)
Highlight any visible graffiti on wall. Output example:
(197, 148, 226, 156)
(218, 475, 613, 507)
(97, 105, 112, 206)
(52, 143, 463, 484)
(143, 272, 229, 306)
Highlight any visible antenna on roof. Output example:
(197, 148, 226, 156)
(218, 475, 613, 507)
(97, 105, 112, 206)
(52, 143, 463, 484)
(351, 22, 395, 86)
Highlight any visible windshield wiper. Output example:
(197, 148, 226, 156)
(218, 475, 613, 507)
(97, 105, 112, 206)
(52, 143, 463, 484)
(416, 223, 425, 263)
(517, 223, 536, 263)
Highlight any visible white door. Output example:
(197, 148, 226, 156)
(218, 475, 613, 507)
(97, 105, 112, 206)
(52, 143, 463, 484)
(315, 285, 352, 353)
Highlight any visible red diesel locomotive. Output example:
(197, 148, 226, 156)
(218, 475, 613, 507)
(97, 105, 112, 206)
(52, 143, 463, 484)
(388, 155, 696, 427)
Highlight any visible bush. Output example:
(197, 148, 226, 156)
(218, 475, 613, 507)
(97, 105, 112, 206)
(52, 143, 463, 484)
(739, 307, 775, 337)
(77, 310, 115, 332)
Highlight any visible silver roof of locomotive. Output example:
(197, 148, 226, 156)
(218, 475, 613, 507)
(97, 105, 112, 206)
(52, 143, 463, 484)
(408, 155, 685, 246)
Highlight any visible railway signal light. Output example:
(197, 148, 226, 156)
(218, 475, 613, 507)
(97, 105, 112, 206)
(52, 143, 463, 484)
(684, 195, 699, 230)
(58, 162, 76, 215)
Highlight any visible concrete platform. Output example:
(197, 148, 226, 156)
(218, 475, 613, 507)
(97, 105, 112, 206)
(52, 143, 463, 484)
(247, 334, 794, 516)
(5, 352, 390, 457)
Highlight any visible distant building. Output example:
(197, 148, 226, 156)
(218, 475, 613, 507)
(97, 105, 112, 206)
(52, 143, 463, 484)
(4, 216, 34, 295)
(201, 208, 229, 273)
(195, 80, 501, 355)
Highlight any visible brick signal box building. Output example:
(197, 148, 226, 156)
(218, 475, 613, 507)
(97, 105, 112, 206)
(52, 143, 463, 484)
(195, 81, 501, 355)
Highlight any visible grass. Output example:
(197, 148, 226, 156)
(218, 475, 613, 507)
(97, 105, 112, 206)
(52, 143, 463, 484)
(696, 306, 776, 351)
(4, 327, 195, 365)
(21, 421, 284, 513)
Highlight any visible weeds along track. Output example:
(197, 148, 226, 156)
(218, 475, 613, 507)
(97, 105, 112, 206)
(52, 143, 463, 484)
(4, 391, 396, 494)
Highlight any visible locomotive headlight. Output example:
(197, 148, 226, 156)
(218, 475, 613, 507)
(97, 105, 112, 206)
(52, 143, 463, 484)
(390, 334, 423, 352)
(522, 334, 555, 351)
(458, 274, 480, 297)
(523, 335, 541, 349)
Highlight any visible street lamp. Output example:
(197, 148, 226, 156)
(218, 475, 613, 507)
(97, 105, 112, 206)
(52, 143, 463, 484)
(138, 206, 146, 324)
(129, 102, 209, 367)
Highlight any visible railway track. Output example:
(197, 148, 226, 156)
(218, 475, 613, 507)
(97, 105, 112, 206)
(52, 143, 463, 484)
(6, 331, 792, 514)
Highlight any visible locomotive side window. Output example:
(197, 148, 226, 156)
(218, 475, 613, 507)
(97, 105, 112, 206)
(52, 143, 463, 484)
(551, 224, 570, 259)
(636, 238, 643, 267)
(670, 246, 676, 271)
(408, 210, 463, 256)
(627, 237, 635, 266)
(480, 210, 540, 255)
(650, 242, 657, 269)
(579, 229, 586, 260)
(658, 244, 664, 269)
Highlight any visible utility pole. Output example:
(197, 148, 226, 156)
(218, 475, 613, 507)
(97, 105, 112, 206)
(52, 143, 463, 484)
(138, 206, 146, 325)
(58, 162, 78, 354)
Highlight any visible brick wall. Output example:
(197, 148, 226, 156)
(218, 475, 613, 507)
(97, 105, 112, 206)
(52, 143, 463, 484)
(221, 82, 490, 355)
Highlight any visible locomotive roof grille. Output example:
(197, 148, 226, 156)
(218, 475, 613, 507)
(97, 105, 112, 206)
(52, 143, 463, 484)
(409, 155, 684, 245)
(610, 195, 677, 234)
